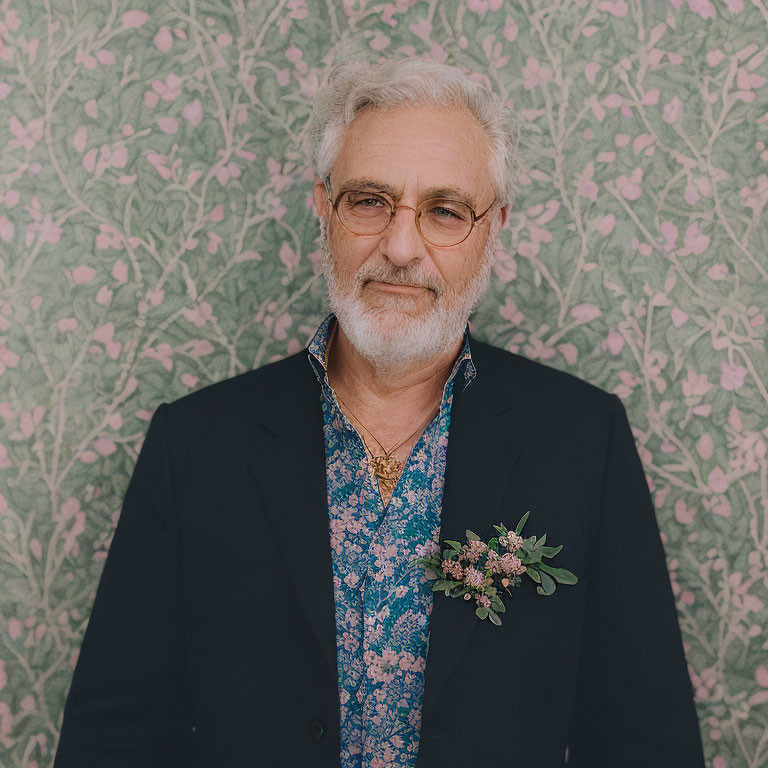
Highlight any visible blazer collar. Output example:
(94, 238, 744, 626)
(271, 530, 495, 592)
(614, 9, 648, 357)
(247, 339, 529, 709)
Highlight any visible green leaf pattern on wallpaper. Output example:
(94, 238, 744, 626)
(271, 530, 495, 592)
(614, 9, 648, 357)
(0, 0, 767, 765)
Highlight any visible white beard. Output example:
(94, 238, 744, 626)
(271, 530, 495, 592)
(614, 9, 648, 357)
(320, 224, 495, 373)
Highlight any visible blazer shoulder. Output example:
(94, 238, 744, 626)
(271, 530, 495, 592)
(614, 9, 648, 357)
(160, 349, 314, 424)
(470, 337, 617, 415)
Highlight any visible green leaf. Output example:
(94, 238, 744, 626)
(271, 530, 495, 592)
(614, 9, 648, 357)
(533, 533, 547, 549)
(490, 595, 505, 612)
(432, 580, 461, 591)
(487, 609, 502, 626)
(444, 540, 462, 551)
(526, 568, 542, 583)
(521, 549, 543, 564)
(442, 549, 457, 560)
(539, 544, 563, 558)
(475, 607, 489, 620)
(538, 571, 556, 595)
(539, 563, 578, 585)
(493, 524, 508, 535)
(515, 511, 530, 535)
(465, 529, 480, 541)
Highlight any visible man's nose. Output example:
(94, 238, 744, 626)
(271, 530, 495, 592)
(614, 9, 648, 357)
(378, 205, 428, 267)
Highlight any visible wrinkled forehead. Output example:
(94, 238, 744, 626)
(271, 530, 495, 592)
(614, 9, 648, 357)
(330, 104, 494, 206)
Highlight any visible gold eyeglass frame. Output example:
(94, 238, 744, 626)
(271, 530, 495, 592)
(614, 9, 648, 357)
(323, 176, 496, 248)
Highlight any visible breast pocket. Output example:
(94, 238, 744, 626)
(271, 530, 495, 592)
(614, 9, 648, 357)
(502, 575, 589, 628)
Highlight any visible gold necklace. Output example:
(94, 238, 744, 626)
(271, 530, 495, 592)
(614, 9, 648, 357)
(333, 389, 439, 498)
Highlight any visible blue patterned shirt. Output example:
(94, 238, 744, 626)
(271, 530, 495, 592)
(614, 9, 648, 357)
(307, 314, 475, 768)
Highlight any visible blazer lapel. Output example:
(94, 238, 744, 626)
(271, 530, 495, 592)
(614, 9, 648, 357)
(421, 341, 525, 722)
(247, 357, 338, 679)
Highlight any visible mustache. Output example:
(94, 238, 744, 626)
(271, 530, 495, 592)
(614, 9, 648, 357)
(355, 263, 444, 295)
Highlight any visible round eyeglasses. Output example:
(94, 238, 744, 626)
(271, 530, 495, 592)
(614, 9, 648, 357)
(324, 177, 496, 248)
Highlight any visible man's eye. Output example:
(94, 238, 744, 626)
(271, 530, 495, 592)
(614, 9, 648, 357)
(426, 203, 469, 222)
(346, 192, 388, 208)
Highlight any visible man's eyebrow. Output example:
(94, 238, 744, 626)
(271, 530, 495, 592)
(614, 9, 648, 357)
(336, 178, 478, 207)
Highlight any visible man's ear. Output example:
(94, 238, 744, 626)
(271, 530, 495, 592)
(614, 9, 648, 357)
(313, 176, 330, 228)
(490, 203, 509, 240)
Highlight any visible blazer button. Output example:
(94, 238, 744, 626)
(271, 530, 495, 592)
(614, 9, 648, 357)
(310, 719, 326, 742)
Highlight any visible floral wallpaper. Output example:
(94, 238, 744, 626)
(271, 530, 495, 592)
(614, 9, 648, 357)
(0, 0, 766, 765)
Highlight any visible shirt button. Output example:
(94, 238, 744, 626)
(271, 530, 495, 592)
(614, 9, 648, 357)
(310, 720, 326, 742)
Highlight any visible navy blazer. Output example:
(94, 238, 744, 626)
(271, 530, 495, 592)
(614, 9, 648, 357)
(54, 338, 705, 767)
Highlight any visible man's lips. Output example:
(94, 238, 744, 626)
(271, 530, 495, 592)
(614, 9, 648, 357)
(365, 280, 433, 296)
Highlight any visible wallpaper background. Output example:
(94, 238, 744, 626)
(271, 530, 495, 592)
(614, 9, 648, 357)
(0, 0, 767, 765)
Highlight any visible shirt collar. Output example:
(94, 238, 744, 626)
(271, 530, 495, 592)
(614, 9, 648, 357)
(306, 313, 476, 394)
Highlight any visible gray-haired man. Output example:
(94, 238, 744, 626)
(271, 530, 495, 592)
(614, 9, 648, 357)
(55, 58, 705, 768)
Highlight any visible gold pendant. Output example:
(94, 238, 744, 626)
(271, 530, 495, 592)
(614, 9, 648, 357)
(370, 455, 403, 496)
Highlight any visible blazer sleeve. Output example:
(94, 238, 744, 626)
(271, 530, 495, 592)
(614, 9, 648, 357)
(566, 395, 705, 767)
(54, 403, 195, 768)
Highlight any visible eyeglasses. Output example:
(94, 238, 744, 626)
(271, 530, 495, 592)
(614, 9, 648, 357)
(323, 177, 496, 248)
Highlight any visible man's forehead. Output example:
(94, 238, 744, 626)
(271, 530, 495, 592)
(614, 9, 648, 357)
(330, 104, 492, 203)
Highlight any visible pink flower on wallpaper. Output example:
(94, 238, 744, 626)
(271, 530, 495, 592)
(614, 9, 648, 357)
(0, 215, 14, 242)
(504, 16, 518, 41)
(154, 26, 173, 53)
(576, 162, 598, 201)
(663, 96, 683, 123)
(682, 369, 712, 397)
(597, 214, 615, 235)
(571, 304, 601, 323)
(585, 61, 601, 84)
(267, 158, 292, 193)
(499, 297, 524, 325)
(280, 242, 300, 279)
(707, 467, 729, 493)
(156, 117, 178, 134)
(183, 302, 213, 327)
(92, 323, 121, 360)
(142, 343, 173, 371)
(674, 499, 697, 524)
(720, 361, 747, 391)
(683, 221, 709, 254)
(152, 73, 183, 102)
(9, 116, 43, 151)
(696, 433, 714, 460)
(603, 330, 624, 355)
(599, 0, 628, 15)
(215, 162, 242, 186)
(616, 168, 643, 200)
(121, 10, 149, 27)
(26, 214, 62, 247)
(739, 174, 768, 218)
(522, 57, 553, 90)
(298, 72, 319, 99)
(687, 0, 715, 19)
(482, 35, 508, 70)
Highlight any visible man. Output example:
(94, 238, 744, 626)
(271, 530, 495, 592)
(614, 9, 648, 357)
(54, 58, 705, 767)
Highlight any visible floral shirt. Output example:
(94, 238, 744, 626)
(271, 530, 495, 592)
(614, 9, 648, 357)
(307, 314, 475, 768)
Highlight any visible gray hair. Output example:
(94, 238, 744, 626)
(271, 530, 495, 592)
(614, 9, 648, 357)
(305, 58, 524, 208)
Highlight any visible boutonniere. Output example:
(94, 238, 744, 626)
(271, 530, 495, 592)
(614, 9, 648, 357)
(414, 511, 578, 626)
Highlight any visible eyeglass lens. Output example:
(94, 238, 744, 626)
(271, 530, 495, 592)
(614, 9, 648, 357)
(337, 191, 474, 246)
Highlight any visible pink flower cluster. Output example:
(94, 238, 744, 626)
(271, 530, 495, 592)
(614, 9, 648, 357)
(499, 532, 523, 551)
(486, 549, 526, 577)
(441, 559, 464, 580)
(463, 539, 488, 562)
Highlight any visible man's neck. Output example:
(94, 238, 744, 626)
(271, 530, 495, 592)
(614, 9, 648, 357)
(326, 322, 463, 426)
